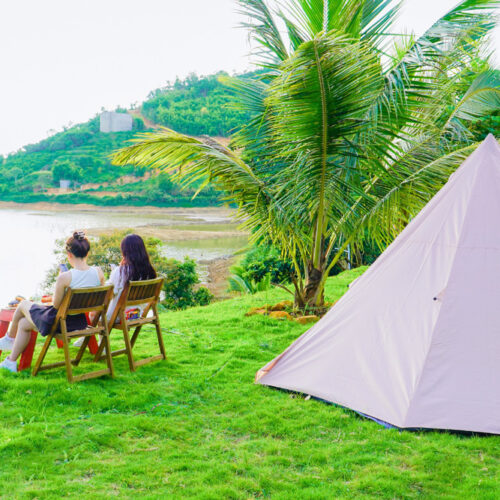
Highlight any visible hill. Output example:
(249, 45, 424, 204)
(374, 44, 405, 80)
(0, 72, 254, 207)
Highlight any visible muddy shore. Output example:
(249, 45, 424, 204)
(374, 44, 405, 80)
(87, 225, 246, 242)
(200, 256, 237, 298)
(0, 200, 234, 217)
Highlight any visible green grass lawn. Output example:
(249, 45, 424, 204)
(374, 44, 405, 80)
(0, 268, 498, 498)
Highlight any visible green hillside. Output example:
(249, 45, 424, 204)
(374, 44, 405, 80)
(0, 72, 253, 207)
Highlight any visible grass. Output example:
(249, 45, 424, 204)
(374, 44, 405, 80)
(0, 267, 498, 498)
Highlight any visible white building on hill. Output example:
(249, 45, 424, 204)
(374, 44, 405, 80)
(100, 112, 133, 133)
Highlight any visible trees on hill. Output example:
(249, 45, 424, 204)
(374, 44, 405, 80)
(142, 72, 255, 136)
(113, 0, 500, 309)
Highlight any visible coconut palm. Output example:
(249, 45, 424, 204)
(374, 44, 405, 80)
(113, 0, 500, 308)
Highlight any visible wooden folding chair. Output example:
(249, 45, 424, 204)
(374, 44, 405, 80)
(94, 278, 166, 371)
(32, 285, 115, 383)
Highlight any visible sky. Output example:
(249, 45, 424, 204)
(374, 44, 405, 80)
(0, 0, 499, 156)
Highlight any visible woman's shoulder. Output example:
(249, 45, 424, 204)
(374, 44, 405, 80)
(56, 270, 72, 287)
(108, 265, 125, 284)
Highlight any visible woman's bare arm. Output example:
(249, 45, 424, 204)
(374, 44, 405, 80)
(97, 267, 105, 285)
(52, 271, 72, 309)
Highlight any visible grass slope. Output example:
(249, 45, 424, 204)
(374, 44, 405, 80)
(0, 268, 498, 498)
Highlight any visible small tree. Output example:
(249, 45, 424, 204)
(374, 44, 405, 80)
(4, 167, 23, 184)
(162, 257, 213, 309)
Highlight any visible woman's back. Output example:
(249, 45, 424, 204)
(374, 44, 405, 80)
(69, 267, 101, 289)
(106, 234, 157, 321)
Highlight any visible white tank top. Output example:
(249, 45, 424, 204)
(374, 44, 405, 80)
(69, 267, 101, 289)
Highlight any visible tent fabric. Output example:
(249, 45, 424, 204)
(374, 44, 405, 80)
(256, 134, 500, 434)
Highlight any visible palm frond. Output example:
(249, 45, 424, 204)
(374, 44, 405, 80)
(237, 0, 289, 67)
(443, 70, 500, 135)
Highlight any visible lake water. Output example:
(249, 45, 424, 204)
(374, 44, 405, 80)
(0, 207, 247, 306)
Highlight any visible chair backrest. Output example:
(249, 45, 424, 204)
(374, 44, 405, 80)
(65, 285, 115, 316)
(109, 277, 164, 326)
(126, 278, 163, 306)
(48, 284, 114, 336)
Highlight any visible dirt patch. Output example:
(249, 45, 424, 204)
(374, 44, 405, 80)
(129, 109, 159, 130)
(201, 256, 236, 298)
(83, 191, 122, 198)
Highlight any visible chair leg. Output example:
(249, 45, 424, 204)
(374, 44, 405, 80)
(130, 325, 142, 348)
(103, 333, 115, 378)
(154, 319, 166, 360)
(60, 322, 74, 383)
(32, 335, 53, 376)
(101, 315, 114, 378)
(152, 305, 166, 360)
(94, 335, 105, 362)
(121, 315, 136, 372)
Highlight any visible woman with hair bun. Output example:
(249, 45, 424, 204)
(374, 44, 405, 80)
(0, 231, 104, 373)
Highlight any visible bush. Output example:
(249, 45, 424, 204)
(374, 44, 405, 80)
(238, 245, 294, 285)
(194, 286, 214, 306)
(162, 257, 213, 310)
(228, 267, 271, 294)
(133, 116, 145, 131)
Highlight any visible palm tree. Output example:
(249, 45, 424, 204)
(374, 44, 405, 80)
(113, 0, 500, 309)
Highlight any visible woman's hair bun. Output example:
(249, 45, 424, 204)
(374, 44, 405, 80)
(66, 231, 90, 258)
(73, 230, 86, 241)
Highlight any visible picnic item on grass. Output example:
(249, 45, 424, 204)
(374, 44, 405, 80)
(41, 295, 53, 304)
(7, 295, 25, 309)
(125, 307, 141, 320)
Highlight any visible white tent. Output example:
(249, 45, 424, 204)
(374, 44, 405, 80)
(257, 134, 500, 434)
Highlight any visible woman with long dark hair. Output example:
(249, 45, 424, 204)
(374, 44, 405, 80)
(106, 234, 157, 321)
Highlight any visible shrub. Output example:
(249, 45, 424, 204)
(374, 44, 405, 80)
(133, 116, 145, 131)
(228, 266, 271, 294)
(162, 257, 213, 309)
(194, 286, 214, 306)
(238, 245, 294, 285)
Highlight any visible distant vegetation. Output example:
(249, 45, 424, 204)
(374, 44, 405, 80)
(0, 72, 254, 207)
(143, 72, 256, 136)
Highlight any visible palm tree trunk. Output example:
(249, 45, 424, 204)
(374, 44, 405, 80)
(303, 263, 325, 307)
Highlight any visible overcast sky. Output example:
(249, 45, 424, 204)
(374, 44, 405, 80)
(1, 0, 499, 156)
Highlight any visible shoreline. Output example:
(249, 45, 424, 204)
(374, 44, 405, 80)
(0, 200, 235, 216)
(88, 225, 247, 242)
